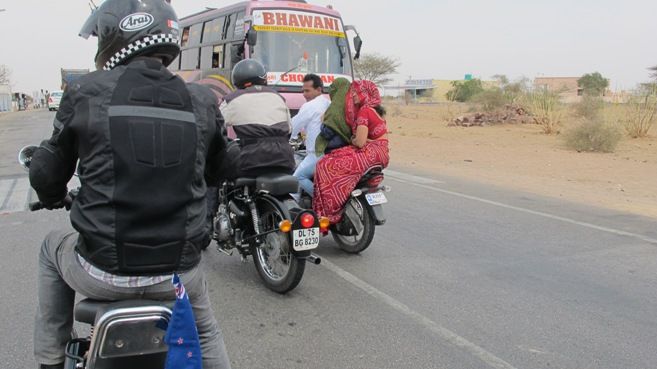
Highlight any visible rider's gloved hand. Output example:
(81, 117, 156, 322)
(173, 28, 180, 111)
(44, 194, 73, 211)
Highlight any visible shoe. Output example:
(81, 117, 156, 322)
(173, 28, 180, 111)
(39, 364, 64, 369)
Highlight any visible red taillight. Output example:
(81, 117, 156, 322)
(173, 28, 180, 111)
(300, 213, 315, 228)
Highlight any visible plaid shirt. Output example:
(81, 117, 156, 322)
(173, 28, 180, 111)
(77, 253, 172, 288)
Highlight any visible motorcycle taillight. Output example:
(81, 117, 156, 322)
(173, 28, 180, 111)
(300, 213, 315, 228)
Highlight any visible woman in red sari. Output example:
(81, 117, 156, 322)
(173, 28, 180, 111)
(313, 80, 390, 224)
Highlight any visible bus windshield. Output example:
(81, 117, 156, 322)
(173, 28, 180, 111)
(253, 32, 352, 78)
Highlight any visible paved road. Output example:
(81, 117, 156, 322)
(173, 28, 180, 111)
(1, 110, 656, 369)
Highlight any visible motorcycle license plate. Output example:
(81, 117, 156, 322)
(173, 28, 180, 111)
(292, 228, 320, 251)
(365, 192, 388, 206)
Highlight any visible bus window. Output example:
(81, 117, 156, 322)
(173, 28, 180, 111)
(200, 46, 213, 70)
(202, 21, 212, 43)
(188, 23, 203, 46)
(181, 27, 190, 47)
(213, 45, 225, 69)
(223, 14, 234, 40)
(205, 17, 225, 43)
(234, 11, 245, 38)
(181, 48, 200, 70)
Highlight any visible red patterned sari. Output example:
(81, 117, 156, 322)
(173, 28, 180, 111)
(313, 81, 390, 224)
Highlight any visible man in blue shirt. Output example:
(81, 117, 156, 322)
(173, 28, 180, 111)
(291, 74, 330, 200)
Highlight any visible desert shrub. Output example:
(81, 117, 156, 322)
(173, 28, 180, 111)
(472, 89, 506, 112)
(574, 95, 605, 120)
(564, 120, 622, 153)
(621, 92, 657, 138)
(523, 89, 563, 134)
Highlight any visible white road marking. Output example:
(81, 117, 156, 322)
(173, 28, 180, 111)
(385, 169, 445, 185)
(0, 176, 80, 214)
(387, 176, 657, 245)
(322, 259, 519, 369)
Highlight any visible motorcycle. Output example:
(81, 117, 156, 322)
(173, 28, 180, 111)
(19, 145, 173, 369)
(210, 171, 327, 294)
(291, 140, 390, 254)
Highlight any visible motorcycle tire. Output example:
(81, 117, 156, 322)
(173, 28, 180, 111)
(332, 197, 376, 254)
(251, 195, 306, 294)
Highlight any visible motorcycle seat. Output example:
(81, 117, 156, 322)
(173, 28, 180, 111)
(256, 174, 299, 195)
(75, 299, 173, 325)
(358, 166, 385, 188)
(235, 178, 257, 187)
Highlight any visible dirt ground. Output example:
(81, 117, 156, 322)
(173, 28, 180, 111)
(387, 103, 657, 219)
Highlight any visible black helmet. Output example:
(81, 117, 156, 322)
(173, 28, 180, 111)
(232, 60, 268, 89)
(79, 0, 181, 71)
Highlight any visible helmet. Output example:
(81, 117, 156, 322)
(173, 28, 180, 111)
(231, 60, 268, 89)
(79, 0, 181, 71)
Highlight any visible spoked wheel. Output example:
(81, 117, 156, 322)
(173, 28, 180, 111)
(332, 197, 375, 254)
(251, 196, 306, 294)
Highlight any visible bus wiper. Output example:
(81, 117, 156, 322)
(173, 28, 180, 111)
(274, 65, 301, 86)
(273, 53, 308, 86)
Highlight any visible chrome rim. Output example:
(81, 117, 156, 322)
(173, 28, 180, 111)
(255, 206, 292, 282)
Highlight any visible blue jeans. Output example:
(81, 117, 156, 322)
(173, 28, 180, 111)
(294, 153, 319, 196)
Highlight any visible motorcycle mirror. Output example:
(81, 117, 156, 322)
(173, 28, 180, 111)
(18, 145, 38, 171)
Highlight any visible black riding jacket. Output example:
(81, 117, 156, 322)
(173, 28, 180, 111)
(29, 58, 228, 275)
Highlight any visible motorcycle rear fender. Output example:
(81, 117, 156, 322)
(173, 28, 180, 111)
(366, 203, 387, 226)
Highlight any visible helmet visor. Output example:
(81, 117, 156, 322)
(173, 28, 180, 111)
(79, 10, 99, 39)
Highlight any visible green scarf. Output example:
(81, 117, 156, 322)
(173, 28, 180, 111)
(315, 77, 352, 156)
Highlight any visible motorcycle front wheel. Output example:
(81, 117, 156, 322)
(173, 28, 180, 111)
(251, 195, 306, 294)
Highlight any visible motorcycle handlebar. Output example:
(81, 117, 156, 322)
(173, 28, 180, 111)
(29, 189, 77, 212)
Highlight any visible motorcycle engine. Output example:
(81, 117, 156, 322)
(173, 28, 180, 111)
(213, 204, 233, 242)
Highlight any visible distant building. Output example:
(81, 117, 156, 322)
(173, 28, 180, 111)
(0, 84, 12, 112)
(383, 78, 499, 103)
(533, 77, 584, 103)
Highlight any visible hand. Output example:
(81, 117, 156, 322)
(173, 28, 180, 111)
(45, 194, 73, 211)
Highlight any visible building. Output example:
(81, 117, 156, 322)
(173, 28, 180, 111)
(533, 77, 583, 103)
(384, 78, 500, 103)
(0, 84, 12, 112)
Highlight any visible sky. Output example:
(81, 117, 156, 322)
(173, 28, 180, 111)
(1, 0, 656, 93)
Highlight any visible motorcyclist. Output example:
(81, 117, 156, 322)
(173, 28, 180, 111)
(219, 59, 296, 177)
(29, 1, 231, 368)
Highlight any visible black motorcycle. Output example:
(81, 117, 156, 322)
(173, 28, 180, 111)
(210, 173, 326, 294)
(291, 140, 390, 254)
(20, 145, 174, 369)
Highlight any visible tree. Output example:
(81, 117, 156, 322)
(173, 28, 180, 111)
(446, 79, 484, 102)
(0, 65, 10, 85)
(650, 65, 657, 80)
(578, 72, 609, 96)
(353, 53, 400, 86)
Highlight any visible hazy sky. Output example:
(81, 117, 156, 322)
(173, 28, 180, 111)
(1, 0, 656, 93)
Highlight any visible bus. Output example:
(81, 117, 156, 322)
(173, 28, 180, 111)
(170, 0, 363, 115)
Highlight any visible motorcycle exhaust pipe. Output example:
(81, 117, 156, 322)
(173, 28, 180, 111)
(304, 254, 322, 265)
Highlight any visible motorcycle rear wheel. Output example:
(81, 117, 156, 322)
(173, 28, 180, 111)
(251, 195, 306, 294)
(332, 197, 376, 254)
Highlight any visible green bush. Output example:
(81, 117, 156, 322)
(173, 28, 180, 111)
(446, 79, 484, 102)
(564, 120, 622, 153)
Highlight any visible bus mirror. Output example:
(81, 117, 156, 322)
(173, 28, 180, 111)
(246, 28, 257, 47)
(353, 35, 363, 60)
